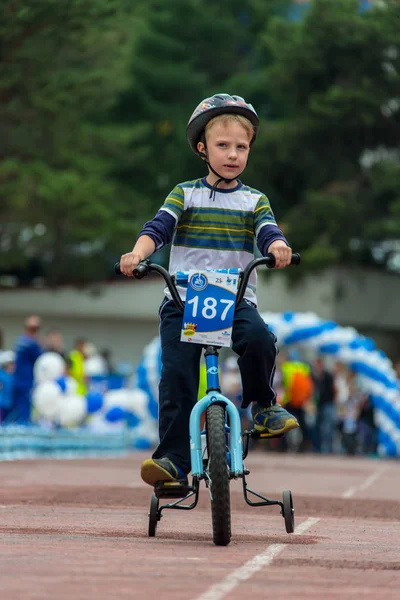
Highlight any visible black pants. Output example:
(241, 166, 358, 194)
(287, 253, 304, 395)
(153, 298, 278, 472)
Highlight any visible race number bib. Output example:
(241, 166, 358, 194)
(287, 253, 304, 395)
(181, 270, 238, 347)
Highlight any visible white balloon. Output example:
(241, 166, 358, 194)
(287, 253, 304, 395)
(135, 419, 158, 444)
(32, 380, 63, 419)
(34, 352, 65, 383)
(57, 395, 87, 427)
(85, 355, 108, 377)
(65, 376, 78, 395)
(123, 389, 150, 419)
(141, 337, 162, 404)
(86, 413, 125, 432)
(103, 389, 130, 410)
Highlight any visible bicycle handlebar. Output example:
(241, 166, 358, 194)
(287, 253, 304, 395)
(114, 252, 300, 313)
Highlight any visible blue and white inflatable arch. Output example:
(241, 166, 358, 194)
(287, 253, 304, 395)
(261, 312, 400, 457)
(136, 312, 400, 458)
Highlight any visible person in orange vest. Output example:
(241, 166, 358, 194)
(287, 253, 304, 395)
(279, 349, 314, 452)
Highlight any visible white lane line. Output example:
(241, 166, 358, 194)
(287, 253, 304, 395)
(194, 517, 320, 600)
(341, 465, 390, 499)
(342, 486, 357, 499)
(294, 517, 320, 535)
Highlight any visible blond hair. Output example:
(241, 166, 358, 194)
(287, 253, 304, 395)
(205, 114, 254, 142)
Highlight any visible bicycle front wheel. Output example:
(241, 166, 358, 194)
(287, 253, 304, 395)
(206, 403, 231, 546)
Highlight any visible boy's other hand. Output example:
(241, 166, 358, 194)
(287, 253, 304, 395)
(267, 241, 292, 269)
(119, 252, 143, 277)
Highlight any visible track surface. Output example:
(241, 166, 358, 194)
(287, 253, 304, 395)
(0, 452, 399, 599)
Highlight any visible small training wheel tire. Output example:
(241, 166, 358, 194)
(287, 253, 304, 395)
(148, 493, 159, 537)
(282, 490, 294, 533)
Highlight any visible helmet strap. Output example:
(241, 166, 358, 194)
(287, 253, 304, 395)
(199, 140, 246, 201)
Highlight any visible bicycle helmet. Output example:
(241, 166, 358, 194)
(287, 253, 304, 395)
(187, 93, 259, 155)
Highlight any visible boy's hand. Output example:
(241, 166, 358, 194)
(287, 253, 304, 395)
(119, 252, 143, 277)
(267, 240, 292, 269)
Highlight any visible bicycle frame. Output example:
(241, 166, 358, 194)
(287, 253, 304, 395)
(189, 348, 243, 477)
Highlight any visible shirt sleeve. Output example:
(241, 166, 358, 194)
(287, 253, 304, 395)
(160, 184, 185, 221)
(253, 194, 278, 237)
(256, 225, 288, 256)
(254, 194, 288, 255)
(137, 185, 185, 250)
(137, 210, 177, 250)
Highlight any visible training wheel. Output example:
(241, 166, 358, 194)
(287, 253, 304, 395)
(282, 490, 294, 533)
(148, 493, 160, 537)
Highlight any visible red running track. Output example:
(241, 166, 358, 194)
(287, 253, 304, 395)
(0, 451, 399, 599)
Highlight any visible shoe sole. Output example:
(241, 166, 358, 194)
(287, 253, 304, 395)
(141, 459, 187, 487)
(253, 418, 299, 438)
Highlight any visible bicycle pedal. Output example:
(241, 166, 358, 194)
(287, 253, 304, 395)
(246, 429, 284, 440)
(257, 432, 285, 439)
(154, 480, 191, 499)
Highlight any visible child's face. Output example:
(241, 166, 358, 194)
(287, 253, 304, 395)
(198, 121, 251, 180)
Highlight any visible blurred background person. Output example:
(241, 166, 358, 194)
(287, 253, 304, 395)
(357, 391, 377, 456)
(100, 348, 115, 376)
(0, 351, 15, 424)
(394, 360, 400, 388)
(278, 349, 314, 452)
(12, 315, 43, 424)
(312, 357, 336, 454)
(45, 329, 66, 360)
(333, 361, 351, 453)
(69, 338, 88, 396)
(340, 371, 363, 456)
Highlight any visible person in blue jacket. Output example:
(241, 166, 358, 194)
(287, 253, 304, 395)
(12, 315, 43, 424)
(0, 351, 15, 424)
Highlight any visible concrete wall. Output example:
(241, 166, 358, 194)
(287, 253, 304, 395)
(333, 267, 400, 359)
(334, 267, 400, 329)
(256, 269, 336, 319)
(1, 266, 399, 364)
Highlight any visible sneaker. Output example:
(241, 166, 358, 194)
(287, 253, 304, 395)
(140, 457, 188, 487)
(252, 404, 299, 437)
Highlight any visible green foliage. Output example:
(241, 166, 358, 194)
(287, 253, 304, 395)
(251, 0, 400, 272)
(1, 0, 399, 284)
(0, 0, 139, 283)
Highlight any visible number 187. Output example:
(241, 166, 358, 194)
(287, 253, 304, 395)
(187, 296, 234, 321)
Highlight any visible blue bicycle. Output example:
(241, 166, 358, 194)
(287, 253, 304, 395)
(115, 252, 300, 546)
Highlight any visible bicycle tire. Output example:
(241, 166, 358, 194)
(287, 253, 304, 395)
(206, 403, 231, 546)
(148, 493, 159, 537)
(282, 489, 294, 534)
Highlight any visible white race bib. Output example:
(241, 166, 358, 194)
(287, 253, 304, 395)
(181, 271, 238, 347)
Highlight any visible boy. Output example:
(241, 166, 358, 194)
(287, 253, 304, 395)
(120, 94, 299, 485)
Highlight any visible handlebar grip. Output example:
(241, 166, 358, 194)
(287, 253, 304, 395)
(264, 252, 301, 268)
(291, 252, 301, 265)
(113, 260, 150, 279)
(133, 262, 150, 279)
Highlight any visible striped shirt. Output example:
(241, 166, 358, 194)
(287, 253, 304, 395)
(139, 177, 287, 304)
